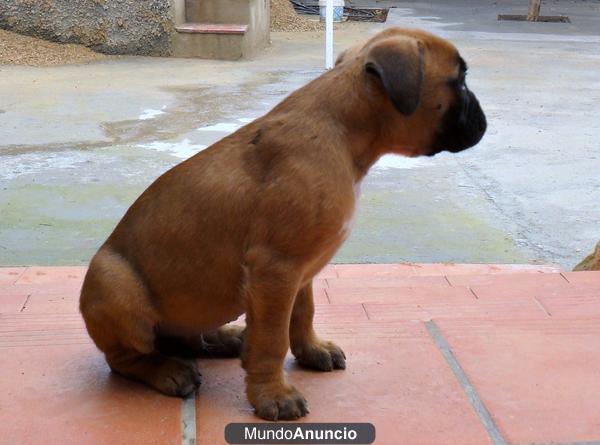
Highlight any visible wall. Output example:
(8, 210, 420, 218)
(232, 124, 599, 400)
(0, 0, 175, 56)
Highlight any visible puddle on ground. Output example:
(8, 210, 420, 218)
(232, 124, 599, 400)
(139, 106, 167, 120)
(197, 122, 244, 133)
(100, 69, 320, 150)
(137, 139, 207, 159)
(0, 69, 324, 265)
(1, 151, 97, 180)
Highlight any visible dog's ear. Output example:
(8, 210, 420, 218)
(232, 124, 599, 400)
(364, 37, 424, 116)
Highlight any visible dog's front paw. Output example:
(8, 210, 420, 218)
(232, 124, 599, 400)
(294, 340, 346, 371)
(248, 382, 309, 421)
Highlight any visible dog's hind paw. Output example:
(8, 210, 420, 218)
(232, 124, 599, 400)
(151, 358, 202, 397)
(201, 324, 245, 358)
(294, 340, 346, 372)
(155, 325, 245, 359)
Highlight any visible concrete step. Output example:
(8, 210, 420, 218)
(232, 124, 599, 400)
(176, 23, 248, 35)
(173, 23, 248, 60)
(173, 0, 269, 60)
(317, 262, 562, 279)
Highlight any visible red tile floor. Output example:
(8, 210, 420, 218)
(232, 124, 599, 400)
(1, 264, 600, 445)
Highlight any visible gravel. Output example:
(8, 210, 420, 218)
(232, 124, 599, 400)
(0, 29, 108, 66)
(1, 0, 324, 65)
(271, 0, 324, 32)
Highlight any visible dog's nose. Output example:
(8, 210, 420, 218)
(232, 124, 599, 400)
(478, 115, 487, 133)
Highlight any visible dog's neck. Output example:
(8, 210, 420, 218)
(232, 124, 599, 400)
(275, 67, 405, 183)
(314, 68, 399, 182)
(336, 109, 390, 182)
(349, 141, 382, 181)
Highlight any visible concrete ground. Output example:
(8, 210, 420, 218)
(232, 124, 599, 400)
(0, 1, 599, 268)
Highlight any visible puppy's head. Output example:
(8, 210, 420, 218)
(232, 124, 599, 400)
(336, 28, 487, 157)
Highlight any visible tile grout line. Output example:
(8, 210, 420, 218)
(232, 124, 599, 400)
(332, 265, 340, 278)
(533, 442, 600, 445)
(181, 390, 197, 445)
(11, 267, 28, 285)
(533, 296, 552, 317)
(323, 288, 331, 304)
(361, 303, 370, 320)
(424, 320, 507, 445)
(19, 294, 31, 312)
(469, 287, 480, 300)
(560, 272, 571, 283)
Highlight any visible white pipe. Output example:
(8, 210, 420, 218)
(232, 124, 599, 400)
(325, 0, 333, 69)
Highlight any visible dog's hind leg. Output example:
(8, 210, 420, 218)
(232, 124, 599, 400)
(80, 247, 201, 397)
(155, 324, 245, 359)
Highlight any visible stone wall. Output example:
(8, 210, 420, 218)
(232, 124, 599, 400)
(0, 0, 175, 56)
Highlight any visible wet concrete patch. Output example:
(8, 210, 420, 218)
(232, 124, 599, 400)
(101, 69, 320, 149)
(0, 68, 326, 266)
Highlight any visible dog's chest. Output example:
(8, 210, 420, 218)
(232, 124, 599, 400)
(339, 180, 362, 239)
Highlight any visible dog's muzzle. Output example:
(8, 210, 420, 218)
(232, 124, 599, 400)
(430, 87, 487, 156)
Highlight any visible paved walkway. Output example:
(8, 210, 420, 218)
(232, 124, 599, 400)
(3, 3, 600, 269)
(1, 264, 600, 444)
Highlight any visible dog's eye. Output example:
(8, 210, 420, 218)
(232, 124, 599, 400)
(448, 72, 466, 90)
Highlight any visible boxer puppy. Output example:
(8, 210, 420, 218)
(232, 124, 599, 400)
(80, 27, 486, 420)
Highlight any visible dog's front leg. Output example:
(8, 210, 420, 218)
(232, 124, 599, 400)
(242, 250, 309, 421)
(289, 283, 346, 371)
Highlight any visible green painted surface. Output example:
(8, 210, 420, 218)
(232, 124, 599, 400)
(336, 187, 528, 264)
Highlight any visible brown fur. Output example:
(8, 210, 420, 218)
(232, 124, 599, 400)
(80, 28, 483, 420)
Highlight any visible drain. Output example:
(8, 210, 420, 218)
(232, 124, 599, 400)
(498, 0, 570, 23)
(498, 14, 570, 23)
(346, 8, 389, 23)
